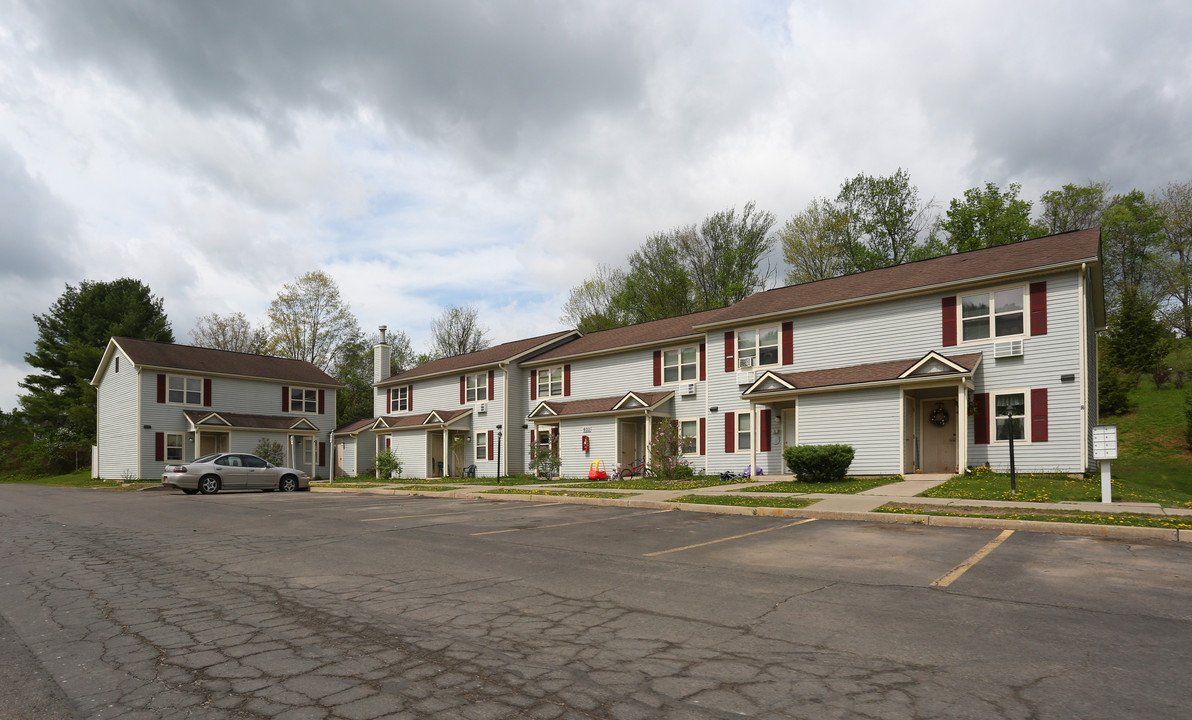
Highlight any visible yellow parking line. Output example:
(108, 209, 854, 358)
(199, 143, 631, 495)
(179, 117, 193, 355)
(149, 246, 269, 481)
(643, 518, 817, 557)
(931, 530, 1015, 588)
(362, 502, 556, 522)
(472, 509, 673, 536)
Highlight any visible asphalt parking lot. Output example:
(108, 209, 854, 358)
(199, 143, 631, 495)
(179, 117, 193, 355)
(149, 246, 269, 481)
(1, 485, 1190, 719)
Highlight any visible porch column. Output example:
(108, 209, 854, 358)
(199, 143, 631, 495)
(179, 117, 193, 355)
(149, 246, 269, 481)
(443, 428, 450, 478)
(749, 402, 757, 474)
(195, 429, 202, 461)
(645, 413, 652, 468)
(957, 383, 968, 473)
(309, 436, 316, 478)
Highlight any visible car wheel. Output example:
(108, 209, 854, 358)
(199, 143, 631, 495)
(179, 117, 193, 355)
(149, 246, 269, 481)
(198, 476, 221, 495)
(279, 476, 298, 492)
(182, 489, 199, 495)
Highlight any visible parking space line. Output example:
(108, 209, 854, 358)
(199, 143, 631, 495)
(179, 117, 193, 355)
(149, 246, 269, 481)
(362, 502, 557, 523)
(643, 518, 817, 557)
(472, 509, 673, 535)
(931, 529, 1014, 588)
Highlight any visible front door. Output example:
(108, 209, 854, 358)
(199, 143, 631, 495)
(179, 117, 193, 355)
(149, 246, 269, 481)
(781, 408, 796, 450)
(199, 432, 229, 457)
(920, 399, 958, 473)
(903, 398, 918, 474)
(619, 421, 638, 467)
(428, 432, 444, 478)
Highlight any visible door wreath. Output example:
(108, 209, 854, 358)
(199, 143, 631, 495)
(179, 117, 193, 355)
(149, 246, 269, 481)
(929, 403, 950, 427)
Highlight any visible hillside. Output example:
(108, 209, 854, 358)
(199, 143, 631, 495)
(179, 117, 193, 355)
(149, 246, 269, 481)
(1111, 338, 1192, 495)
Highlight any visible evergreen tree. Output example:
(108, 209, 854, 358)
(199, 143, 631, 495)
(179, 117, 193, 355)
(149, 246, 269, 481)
(1103, 286, 1174, 375)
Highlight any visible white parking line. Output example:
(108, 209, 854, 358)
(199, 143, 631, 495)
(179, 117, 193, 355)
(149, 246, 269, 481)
(472, 509, 673, 535)
(362, 502, 557, 523)
(644, 519, 817, 557)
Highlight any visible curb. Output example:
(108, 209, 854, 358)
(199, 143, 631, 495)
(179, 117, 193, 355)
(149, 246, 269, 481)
(310, 486, 1189, 542)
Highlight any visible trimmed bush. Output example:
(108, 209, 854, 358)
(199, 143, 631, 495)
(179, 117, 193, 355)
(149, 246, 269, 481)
(375, 450, 402, 480)
(783, 444, 855, 483)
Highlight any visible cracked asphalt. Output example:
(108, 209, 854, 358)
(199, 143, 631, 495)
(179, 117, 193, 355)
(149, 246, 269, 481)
(0, 485, 1189, 720)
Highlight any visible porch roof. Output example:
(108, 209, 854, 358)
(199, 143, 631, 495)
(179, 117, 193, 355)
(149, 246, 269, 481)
(373, 409, 472, 431)
(334, 417, 376, 435)
(182, 410, 320, 432)
(743, 352, 983, 396)
(529, 390, 674, 419)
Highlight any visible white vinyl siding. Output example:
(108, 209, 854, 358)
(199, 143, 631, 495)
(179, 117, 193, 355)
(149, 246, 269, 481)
(796, 388, 901, 475)
(558, 417, 616, 479)
(95, 346, 140, 480)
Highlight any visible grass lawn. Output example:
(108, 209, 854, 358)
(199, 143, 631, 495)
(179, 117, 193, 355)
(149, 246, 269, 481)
(669, 494, 814, 509)
(0, 469, 158, 489)
(746, 476, 902, 495)
(877, 502, 1192, 530)
(1109, 365, 1192, 504)
(394, 475, 550, 486)
(396, 485, 457, 491)
(482, 488, 637, 499)
(560, 476, 745, 491)
(924, 467, 1192, 509)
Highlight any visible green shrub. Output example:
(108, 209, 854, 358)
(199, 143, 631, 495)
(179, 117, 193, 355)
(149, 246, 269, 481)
(375, 450, 402, 480)
(782, 444, 855, 483)
(254, 438, 284, 465)
(1099, 363, 1135, 416)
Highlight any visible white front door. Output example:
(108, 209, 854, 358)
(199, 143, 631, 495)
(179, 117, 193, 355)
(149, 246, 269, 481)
(903, 398, 918, 474)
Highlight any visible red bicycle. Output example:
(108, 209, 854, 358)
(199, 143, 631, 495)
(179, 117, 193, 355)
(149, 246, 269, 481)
(611, 459, 649, 481)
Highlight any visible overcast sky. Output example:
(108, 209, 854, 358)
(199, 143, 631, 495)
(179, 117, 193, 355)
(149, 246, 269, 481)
(2, 0, 1190, 412)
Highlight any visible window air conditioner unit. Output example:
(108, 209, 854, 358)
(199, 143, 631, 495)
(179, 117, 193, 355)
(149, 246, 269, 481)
(679, 383, 696, 397)
(736, 370, 756, 385)
(993, 340, 1024, 358)
(477, 401, 488, 413)
(738, 356, 754, 368)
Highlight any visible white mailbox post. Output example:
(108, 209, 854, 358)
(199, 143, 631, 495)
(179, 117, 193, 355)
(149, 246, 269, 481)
(1092, 425, 1118, 504)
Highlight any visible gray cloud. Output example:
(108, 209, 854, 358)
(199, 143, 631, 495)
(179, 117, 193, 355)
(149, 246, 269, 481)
(0, 143, 78, 281)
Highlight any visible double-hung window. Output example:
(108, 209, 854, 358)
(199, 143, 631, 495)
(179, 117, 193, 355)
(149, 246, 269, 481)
(737, 326, 780, 368)
(165, 433, 184, 462)
(678, 419, 699, 455)
(737, 414, 752, 451)
(993, 391, 1027, 443)
(290, 387, 318, 414)
(393, 386, 409, 412)
(167, 375, 202, 405)
(537, 367, 563, 398)
(663, 347, 699, 384)
(962, 287, 1025, 342)
(466, 373, 488, 403)
(302, 438, 314, 464)
(475, 433, 487, 460)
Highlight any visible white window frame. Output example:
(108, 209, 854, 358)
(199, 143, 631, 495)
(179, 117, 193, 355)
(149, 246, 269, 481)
(990, 388, 1031, 446)
(662, 346, 699, 385)
(537, 366, 564, 398)
(737, 413, 752, 452)
(290, 386, 318, 414)
(475, 432, 487, 460)
(960, 285, 1028, 345)
(302, 437, 314, 465)
(678, 418, 699, 456)
(165, 432, 184, 462)
(393, 386, 409, 413)
(166, 374, 202, 406)
(466, 373, 488, 403)
(737, 325, 781, 369)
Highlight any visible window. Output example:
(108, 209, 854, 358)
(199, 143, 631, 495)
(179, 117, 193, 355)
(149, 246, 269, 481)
(737, 326, 780, 368)
(962, 287, 1025, 342)
(466, 373, 488, 403)
(476, 433, 487, 460)
(167, 375, 202, 405)
(537, 366, 564, 398)
(663, 347, 699, 384)
(290, 387, 318, 414)
(679, 419, 699, 455)
(737, 413, 752, 451)
(115, 357, 120, 373)
(302, 438, 314, 465)
(165, 433, 184, 462)
(394, 386, 408, 412)
(993, 391, 1027, 443)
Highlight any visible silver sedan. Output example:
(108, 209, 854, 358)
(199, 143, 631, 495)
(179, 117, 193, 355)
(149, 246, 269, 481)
(162, 453, 310, 495)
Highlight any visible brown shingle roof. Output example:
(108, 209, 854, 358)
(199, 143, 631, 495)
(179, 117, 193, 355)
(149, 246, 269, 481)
(115, 338, 340, 386)
(528, 308, 725, 365)
(697, 228, 1101, 328)
(532, 390, 673, 417)
(182, 410, 319, 431)
(748, 352, 982, 394)
(380, 330, 577, 385)
(335, 418, 376, 434)
(376, 409, 472, 429)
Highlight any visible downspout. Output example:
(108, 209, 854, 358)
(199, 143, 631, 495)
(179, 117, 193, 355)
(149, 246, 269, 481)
(1079, 262, 1089, 471)
(749, 402, 757, 475)
(328, 431, 336, 482)
(501, 361, 510, 478)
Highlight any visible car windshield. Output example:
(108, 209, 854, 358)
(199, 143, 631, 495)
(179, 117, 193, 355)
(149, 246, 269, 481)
(192, 454, 220, 464)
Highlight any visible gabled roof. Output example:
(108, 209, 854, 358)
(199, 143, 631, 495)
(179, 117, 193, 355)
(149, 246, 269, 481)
(94, 337, 340, 387)
(526, 308, 725, 366)
(378, 330, 578, 386)
(182, 410, 320, 432)
(335, 418, 377, 434)
(528, 390, 673, 419)
(373, 409, 473, 430)
(744, 352, 983, 396)
(696, 228, 1102, 329)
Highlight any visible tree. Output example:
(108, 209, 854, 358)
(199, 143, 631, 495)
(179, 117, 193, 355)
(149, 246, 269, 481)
(1038, 181, 1109, 235)
(189, 312, 268, 354)
(681, 201, 777, 309)
(19, 278, 173, 458)
(1101, 189, 1166, 307)
(560, 264, 632, 333)
(937, 182, 1045, 253)
(1103, 286, 1174, 375)
(430, 304, 490, 358)
(266, 270, 360, 372)
(834, 168, 934, 272)
(332, 329, 415, 426)
(619, 230, 696, 323)
(781, 198, 848, 284)
(1154, 180, 1192, 337)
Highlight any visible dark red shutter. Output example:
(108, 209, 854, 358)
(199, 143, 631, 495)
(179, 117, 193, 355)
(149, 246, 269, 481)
(1030, 282, 1048, 336)
(563, 365, 571, 396)
(157, 374, 166, 403)
(699, 418, 706, 455)
(407, 384, 413, 411)
(154, 432, 164, 462)
(699, 343, 706, 381)
(653, 350, 662, 386)
(781, 322, 793, 365)
(725, 412, 735, 453)
(203, 378, 212, 407)
(319, 442, 326, 466)
(942, 296, 957, 346)
(759, 409, 772, 452)
(974, 393, 990, 444)
(459, 376, 466, 405)
(488, 369, 495, 400)
(282, 386, 289, 412)
(386, 437, 391, 450)
(318, 389, 325, 415)
(1031, 388, 1049, 442)
(724, 332, 735, 372)
(386, 388, 391, 413)
(530, 370, 537, 401)
(487, 430, 494, 460)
